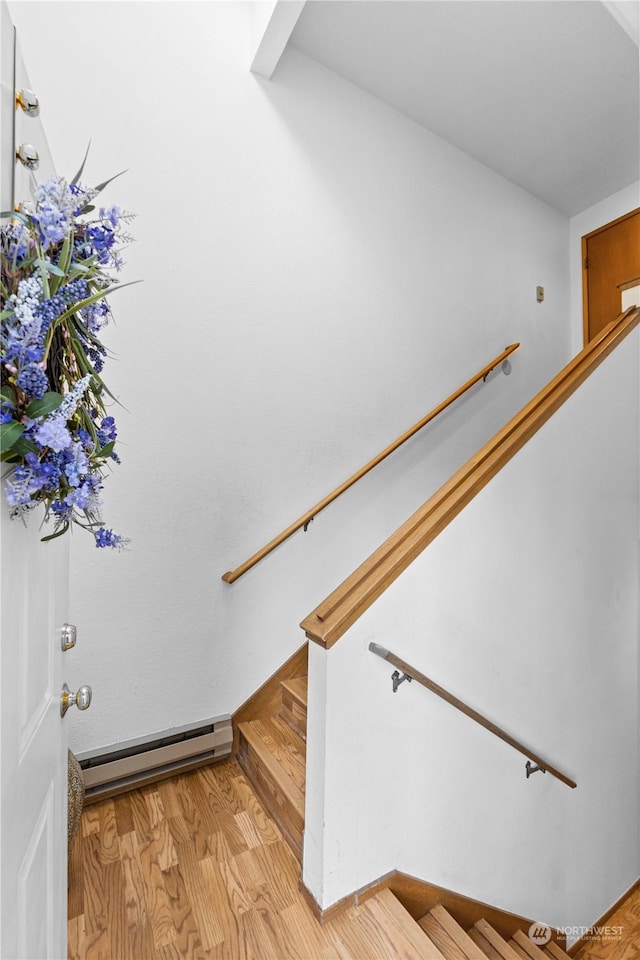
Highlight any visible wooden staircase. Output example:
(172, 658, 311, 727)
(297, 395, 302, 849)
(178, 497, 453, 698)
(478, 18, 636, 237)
(235, 664, 573, 960)
(415, 904, 570, 960)
(321, 894, 576, 960)
(236, 671, 307, 861)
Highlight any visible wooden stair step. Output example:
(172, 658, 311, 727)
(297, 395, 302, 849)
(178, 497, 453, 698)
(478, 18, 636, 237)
(347, 889, 449, 959)
(237, 716, 305, 860)
(543, 941, 571, 960)
(281, 675, 307, 708)
(279, 676, 308, 740)
(468, 927, 506, 960)
(509, 941, 531, 960)
(509, 930, 555, 960)
(419, 905, 489, 960)
(252, 715, 306, 789)
(469, 919, 522, 960)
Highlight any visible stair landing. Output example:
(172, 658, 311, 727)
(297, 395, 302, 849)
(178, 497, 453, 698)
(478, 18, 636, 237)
(66, 759, 448, 958)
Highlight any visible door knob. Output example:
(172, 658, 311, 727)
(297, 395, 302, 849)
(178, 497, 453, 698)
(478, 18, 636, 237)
(60, 683, 92, 718)
(15, 88, 40, 117)
(60, 623, 77, 652)
(16, 143, 39, 170)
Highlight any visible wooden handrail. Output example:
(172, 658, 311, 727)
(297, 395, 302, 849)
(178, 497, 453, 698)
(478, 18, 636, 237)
(222, 343, 520, 583)
(368, 642, 577, 789)
(301, 306, 640, 648)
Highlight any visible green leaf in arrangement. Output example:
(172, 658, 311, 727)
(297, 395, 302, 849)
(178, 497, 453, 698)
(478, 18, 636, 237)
(72, 316, 104, 346)
(55, 280, 140, 327)
(10, 437, 39, 457)
(51, 235, 73, 294)
(41, 523, 69, 543)
(34, 258, 65, 277)
(26, 392, 64, 419)
(95, 440, 115, 459)
(93, 170, 127, 194)
(0, 420, 25, 453)
(0, 385, 16, 401)
(36, 256, 50, 299)
(71, 140, 92, 185)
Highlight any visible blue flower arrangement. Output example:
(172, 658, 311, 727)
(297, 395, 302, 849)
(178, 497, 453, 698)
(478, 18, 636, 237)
(0, 159, 134, 547)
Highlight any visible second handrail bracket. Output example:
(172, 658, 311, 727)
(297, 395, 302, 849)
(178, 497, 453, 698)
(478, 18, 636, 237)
(391, 670, 412, 693)
(525, 761, 546, 778)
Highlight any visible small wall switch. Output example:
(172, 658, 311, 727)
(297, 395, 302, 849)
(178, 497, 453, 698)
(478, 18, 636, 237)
(536, 286, 544, 302)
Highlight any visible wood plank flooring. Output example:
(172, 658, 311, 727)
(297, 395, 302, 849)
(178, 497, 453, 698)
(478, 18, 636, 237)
(574, 889, 640, 960)
(69, 758, 640, 960)
(68, 759, 431, 959)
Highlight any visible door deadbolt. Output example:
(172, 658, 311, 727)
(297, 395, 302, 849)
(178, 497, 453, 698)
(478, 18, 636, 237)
(60, 683, 92, 718)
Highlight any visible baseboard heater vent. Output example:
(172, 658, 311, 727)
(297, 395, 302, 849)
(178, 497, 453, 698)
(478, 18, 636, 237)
(76, 714, 233, 804)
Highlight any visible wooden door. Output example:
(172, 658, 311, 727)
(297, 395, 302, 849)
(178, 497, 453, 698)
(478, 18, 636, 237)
(583, 208, 640, 343)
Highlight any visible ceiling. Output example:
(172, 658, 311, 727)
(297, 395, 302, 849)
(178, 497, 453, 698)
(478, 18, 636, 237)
(288, 1, 639, 216)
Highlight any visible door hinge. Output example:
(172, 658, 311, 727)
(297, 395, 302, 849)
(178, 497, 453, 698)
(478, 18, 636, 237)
(584, 256, 589, 269)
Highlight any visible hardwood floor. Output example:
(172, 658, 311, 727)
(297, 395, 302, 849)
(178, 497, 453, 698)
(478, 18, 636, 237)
(574, 889, 640, 960)
(69, 760, 640, 960)
(68, 759, 430, 959)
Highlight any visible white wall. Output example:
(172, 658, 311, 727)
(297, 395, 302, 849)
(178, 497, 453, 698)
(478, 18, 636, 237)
(569, 180, 640, 356)
(304, 327, 640, 935)
(8, 1, 571, 754)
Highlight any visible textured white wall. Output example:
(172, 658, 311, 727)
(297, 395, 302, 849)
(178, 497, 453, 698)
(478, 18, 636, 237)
(304, 327, 640, 934)
(9, 2, 571, 754)
(569, 180, 640, 356)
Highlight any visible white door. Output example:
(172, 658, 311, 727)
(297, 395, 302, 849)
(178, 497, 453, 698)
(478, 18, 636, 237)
(0, 497, 70, 960)
(1, 8, 84, 956)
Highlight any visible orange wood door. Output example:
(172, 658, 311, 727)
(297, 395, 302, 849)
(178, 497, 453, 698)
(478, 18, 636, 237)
(583, 208, 640, 343)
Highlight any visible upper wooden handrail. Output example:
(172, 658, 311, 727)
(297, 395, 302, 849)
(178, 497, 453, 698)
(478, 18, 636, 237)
(222, 343, 520, 583)
(301, 306, 640, 648)
(368, 642, 577, 789)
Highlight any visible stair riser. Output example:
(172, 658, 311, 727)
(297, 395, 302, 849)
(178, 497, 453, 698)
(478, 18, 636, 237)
(238, 729, 304, 861)
(279, 691, 307, 741)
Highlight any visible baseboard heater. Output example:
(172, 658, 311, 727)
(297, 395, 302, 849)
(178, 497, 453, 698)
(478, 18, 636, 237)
(76, 714, 233, 804)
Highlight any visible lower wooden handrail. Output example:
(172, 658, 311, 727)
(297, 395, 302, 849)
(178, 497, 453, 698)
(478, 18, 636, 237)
(368, 642, 577, 789)
(301, 306, 640, 648)
(222, 343, 520, 583)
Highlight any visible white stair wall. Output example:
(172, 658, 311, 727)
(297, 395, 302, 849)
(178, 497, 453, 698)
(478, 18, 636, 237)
(304, 325, 640, 941)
